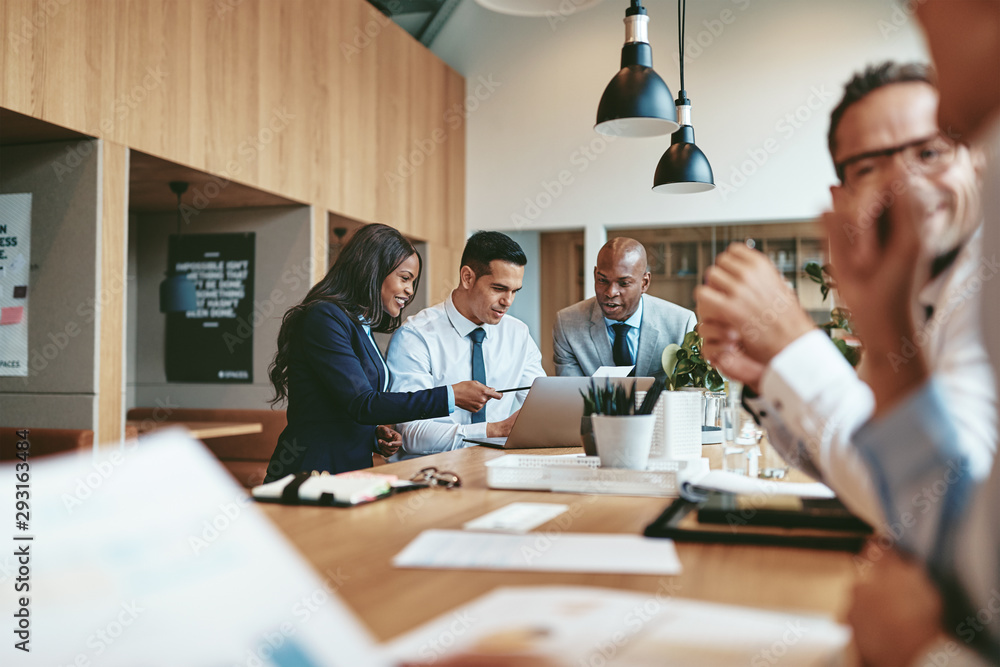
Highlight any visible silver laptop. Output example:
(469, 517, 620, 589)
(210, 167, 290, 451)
(464, 376, 655, 449)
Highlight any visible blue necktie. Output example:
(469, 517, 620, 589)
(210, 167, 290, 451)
(469, 328, 487, 423)
(612, 323, 633, 366)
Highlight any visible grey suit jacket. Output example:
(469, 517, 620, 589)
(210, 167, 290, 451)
(552, 295, 696, 379)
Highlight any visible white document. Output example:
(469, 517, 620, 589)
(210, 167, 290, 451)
(393, 529, 682, 575)
(383, 586, 850, 666)
(8, 428, 386, 667)
(463, 502, 569, 533)
(592, 365, 635, 377)
(689, 469, 836, 499)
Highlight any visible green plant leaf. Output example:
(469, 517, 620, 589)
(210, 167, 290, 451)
(705, 369, 725, 392)
(682, 330, 700, 349)
(833, 337, 861, 368)
(661, 343, 681, 377)
(674, 358, 695, 375)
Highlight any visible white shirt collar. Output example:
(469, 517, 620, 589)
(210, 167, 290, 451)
(444, 293, 494, 339)
(603, 294, 644, 330)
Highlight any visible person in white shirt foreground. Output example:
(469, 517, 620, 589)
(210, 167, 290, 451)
(695, 61, 995, 530)
(700, 2, 1000, 663)
(387, 231, 545, 456)
(836, 1, 1000, 663)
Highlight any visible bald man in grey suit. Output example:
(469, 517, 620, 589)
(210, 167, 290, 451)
(553, 238, 696, 380)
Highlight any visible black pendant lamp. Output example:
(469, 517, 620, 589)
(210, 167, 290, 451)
(159, 181, 198, 313)
(653, 0, 715, 193)
(595, 0, 678, 138)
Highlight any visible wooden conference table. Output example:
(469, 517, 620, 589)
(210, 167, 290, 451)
(260, 445, 859, 646)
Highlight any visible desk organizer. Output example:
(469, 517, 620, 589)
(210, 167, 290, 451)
(486, 455, 705, 497)
(636, 389, 703, 462)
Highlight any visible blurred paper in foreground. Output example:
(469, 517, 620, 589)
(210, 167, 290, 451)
(3, 429, 386, 667)
(385, 586, 849, 666)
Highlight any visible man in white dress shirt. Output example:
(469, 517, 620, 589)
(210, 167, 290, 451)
(695, 61, 996, 529)
(387, 231, 545, 455)
(833, 2, 1000, 662)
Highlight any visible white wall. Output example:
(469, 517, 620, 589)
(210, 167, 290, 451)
(434, 0, 928, 242)
(431, 0, 928, 339)
(502, 230, 541, 345)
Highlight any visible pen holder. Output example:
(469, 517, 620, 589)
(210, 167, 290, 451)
(580, 415, 597, 457)
(591, 414, 656, 470)
(636, 389, 702, 462)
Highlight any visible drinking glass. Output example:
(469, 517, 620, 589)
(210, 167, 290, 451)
(721, 381, 762, 476)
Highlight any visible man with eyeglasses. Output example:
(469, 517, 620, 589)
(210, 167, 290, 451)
(693, 61, 995, 529)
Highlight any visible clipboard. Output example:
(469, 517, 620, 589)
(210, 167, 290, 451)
(251, 471, 424, 507)
(643, 486, 872, 552)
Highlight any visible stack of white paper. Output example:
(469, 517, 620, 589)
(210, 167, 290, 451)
(394, 529, 683, 575)
(689, 469, 836, 499)
(384, 586, 850, 666)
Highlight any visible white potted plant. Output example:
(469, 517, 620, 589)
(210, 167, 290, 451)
(651, 330, 725, 461)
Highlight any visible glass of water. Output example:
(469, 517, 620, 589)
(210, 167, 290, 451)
(722, 381, 761, 476)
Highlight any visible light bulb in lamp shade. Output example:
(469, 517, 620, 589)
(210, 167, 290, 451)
(476, 0, 604, 17)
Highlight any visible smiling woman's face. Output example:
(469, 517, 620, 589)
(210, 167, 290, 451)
(380, 253, 419, 317)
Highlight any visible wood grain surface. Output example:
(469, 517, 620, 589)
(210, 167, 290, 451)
(260, 446, 858, 644)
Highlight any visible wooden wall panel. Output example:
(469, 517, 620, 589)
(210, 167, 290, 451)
(445, 70, 466, 253)
(375, 23, 411, 233)
(406, 39, 432, 243)
(0, 0, 463, 235)
(0, 0, 466, 431)
(427, 243, 462, 310)
(312, 205, 329, 284)
(98, 141, 130, 445)
(421, 55, 448, 245)
(337, 0, 380, 224)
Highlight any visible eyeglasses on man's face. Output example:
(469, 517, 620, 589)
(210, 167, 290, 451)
(835, 133, 960, 190)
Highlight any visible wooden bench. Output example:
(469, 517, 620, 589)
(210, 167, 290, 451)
(126, 408, 286, 488)
(0, 427, 93, 461)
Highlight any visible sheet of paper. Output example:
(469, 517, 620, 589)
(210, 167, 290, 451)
(689, 470, 836, 499)
(7, 428, 385, 667)
(463, 502, 569, 533)
(383, 586, 849, 666)
(608, 596, 850, 666)
(592, 365, 635, 377)
(383, 586, 665, 664)
(393, 529, 682, 575)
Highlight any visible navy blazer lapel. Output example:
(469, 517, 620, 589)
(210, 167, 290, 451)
(355, 320, 386, 391)
(589, 300, 615, 366)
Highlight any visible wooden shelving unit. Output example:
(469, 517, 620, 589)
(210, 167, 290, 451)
(616, 222, 831, 323)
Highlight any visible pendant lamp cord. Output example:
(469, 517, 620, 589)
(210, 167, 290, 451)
(678, 0, 686, 92)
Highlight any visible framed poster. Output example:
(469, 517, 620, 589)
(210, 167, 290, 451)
(0, 193, 31, 377)
(165, 232, 255, 383)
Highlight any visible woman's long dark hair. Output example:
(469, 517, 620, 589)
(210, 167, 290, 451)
(269, 223, 420, 406)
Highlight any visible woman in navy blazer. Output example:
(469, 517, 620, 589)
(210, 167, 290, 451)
(265, 224, 499, 480)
